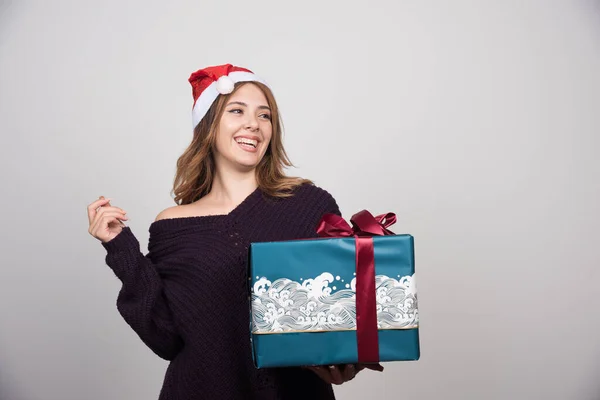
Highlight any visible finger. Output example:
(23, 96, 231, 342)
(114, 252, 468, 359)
(91, 197, 122, 213)
(328, 365, 344, 385)
(89, 214, 124, 241)
(363, 363, 384, 372)
(96, 206, 127, 215)
(100, 195, 112, 207)
(87, 197, 112, 211)
(342, 364, 356, 381)
(91, 205, 127, 226)
(90, 207, 127, 229)
(87, 197, 113, 224)
(89, 211, 128, 236)
(89, 212, 128, 236)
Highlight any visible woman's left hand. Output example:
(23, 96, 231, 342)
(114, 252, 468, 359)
(303, 364, 364, 385)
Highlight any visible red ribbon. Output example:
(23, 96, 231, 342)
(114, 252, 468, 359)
(317, 210, 396, 365)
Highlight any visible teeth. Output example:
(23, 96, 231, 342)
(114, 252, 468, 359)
(235, 138, 257, 148)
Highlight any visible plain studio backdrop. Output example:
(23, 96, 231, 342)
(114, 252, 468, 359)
(1, 1, 599, 399)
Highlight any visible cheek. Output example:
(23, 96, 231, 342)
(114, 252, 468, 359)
(216, 121, 237, 144)
(214, 129, 231, 156)
(221, 112, 245, 131)
(263, 125, 273, 145)
(219, 119, 235, 136)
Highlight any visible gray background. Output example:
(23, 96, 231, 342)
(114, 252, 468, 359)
(1, 1, 599, 399)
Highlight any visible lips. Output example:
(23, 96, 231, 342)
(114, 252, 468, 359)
(234, 136, 260, 153)
(235, 137, 258, 148)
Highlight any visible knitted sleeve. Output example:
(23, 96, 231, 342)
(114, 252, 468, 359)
(309, 185, 342, 229)
(101, 227, 183, 360)
(322, 190, 342, 217)
(294, 184, 343, 240)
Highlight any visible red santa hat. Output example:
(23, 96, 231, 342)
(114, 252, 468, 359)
(188, 63, 269, 129)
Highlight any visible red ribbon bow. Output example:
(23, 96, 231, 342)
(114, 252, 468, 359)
(316, 210, 396, 366)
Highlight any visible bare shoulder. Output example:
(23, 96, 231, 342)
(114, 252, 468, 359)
(154, 198, 217, 222)
(155, 205, 178, 222)
(154, 204, 194, 221)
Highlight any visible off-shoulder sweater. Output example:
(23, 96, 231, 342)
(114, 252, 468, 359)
(101, 183, 341, 400)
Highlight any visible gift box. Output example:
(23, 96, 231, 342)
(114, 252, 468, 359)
(248, 210, 420, 368)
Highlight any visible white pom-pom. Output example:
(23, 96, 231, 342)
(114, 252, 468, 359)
(216, 76, 235, 94)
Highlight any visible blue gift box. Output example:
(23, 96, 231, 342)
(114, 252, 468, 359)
(248, 217, 419, 368)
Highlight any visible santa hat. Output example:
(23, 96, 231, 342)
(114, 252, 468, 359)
(188, 63, 269, 129)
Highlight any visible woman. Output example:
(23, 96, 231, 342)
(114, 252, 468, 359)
(87, 64, 371, 399)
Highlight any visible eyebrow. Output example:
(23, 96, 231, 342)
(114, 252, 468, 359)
(226, 101, 271, 111)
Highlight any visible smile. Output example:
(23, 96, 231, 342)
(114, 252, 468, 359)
(234, 137, 259, 152)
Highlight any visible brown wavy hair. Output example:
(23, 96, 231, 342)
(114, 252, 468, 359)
(171, 81, 312, 205)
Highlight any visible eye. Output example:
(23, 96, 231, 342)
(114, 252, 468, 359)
(228, 108, 243, 114)
(260, 113, 272, 120)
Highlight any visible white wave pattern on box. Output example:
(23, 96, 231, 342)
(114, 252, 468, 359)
(251, 272, 418, 334)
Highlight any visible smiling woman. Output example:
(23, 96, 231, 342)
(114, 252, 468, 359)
(86, 64, 370, 400)
(172, 71, 311, 208)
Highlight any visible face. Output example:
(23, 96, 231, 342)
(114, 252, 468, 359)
(213, 83, 273, 171)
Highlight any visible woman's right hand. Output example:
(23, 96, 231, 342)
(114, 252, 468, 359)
(87, 196, 129, 243)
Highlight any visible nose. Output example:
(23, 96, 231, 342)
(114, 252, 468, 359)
(245, 114, 259, 131)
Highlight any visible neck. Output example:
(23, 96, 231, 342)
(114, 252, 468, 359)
(208, 166, 258, 208)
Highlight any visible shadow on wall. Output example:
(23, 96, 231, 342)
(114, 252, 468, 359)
(589, 0, 600, 29)
(0, 365, 25, 400)
(0, 0, 16, 22)
(0, 0, 18, 47)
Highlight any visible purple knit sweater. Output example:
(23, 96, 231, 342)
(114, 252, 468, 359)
(101, 183, 341, 400)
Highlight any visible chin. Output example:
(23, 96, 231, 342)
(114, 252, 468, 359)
(234, 157, 262, 170)
(217, 149, 265, 171)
